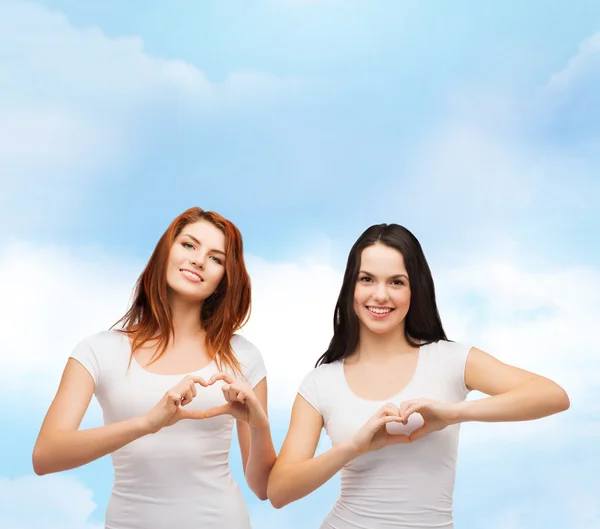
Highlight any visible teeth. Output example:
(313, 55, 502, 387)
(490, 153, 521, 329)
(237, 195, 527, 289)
(368, 307, 392, 314)
(182, 270, 201, 281)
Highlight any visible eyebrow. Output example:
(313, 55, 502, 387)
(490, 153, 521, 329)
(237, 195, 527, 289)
(182, 233, 226, 256)
(359, 270, 409, 281)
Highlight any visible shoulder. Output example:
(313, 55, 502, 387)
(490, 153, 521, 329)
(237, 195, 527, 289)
(69, 330, 127, 384)
(230, 333, 266, 386)
(73, 329, 124, 351)
(424, 339, 472, 358)
(230, 333, 262, 362)
(301, 360, 341, 386)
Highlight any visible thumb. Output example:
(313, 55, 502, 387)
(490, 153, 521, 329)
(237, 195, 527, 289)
(203, 403, 232, 419)
(177, 408, 206, 421)
(408, 424, 430, 442)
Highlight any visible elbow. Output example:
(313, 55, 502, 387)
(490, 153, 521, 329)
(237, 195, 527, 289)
(256, 491, 269, 502)
(267, 479, 289, 510)
(554, 385, 570, 413)
(32, 445, 50, 476)
(268, 494, 288, 510)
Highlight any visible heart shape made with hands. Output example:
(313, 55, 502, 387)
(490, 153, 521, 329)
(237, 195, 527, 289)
(178, 371, 256, 422)
(385, 411, 424, 436)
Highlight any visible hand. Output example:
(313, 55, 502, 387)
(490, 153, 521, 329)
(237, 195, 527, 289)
(398, 399, 460, 442)
(347, 403, 410, 456)
(202, 372, 269, 429)
(143, 375, 209, 434)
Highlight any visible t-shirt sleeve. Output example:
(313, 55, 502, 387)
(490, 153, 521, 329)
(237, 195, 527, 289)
(69, 337, 101, 385)
(444, 341, 473, 398)
(233, 335, 267, 388)
(298, 369, 322, 415)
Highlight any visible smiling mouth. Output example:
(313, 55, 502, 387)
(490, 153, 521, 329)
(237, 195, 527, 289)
(180, 269, 204, 282)
(367, 306, 394, 315)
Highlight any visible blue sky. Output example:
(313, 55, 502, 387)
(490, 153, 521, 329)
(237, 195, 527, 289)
(1, 1, 599, 528)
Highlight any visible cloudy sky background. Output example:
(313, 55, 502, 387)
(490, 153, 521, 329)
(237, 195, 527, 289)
(1, 1, 599, 528)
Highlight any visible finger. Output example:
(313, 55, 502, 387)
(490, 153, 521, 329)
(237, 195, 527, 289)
(376, 403, 400, 418)
(167, 392, 182, 406)
(189, 380, 197, 398)
(189, 376, 209, 387)
(236, 391, 247, 404)
(408, 424, 431, 442)
(222, 384, 239, 404)
(180, 389, 194, 406)
(376, 415, 404, 429)
(400, 405, 420, 423)
(209, 372, 235, 385)
(203, 403, 232, 418)
(178, 408, 205, 420)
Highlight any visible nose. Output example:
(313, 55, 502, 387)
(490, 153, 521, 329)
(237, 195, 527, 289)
(372, 282, 388, 303)
(189, 253, 205, 269)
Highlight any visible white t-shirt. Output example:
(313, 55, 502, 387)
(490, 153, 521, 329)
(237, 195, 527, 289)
(299, 340, 472, 529)
(70, 330, 266, 529)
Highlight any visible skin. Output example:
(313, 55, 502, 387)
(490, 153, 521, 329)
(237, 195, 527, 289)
(32, 220, 276, 501)
(267, 242, 570, 509)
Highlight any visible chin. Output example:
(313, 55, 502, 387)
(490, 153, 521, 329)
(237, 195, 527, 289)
(360, 320, 397, 335)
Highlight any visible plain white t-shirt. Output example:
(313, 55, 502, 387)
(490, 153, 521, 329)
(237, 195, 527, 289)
(299, 340, 472, 529)
(70, 330, 266, 529)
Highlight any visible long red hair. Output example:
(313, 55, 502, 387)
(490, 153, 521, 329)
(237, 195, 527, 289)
(113, 207, 251, 374)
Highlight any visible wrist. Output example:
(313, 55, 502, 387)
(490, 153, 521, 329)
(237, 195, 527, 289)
(339, 439, 361, 460)
(450, 401, 471, 424)
(250, 416, 271, 432)
(136, 414, 155, 435)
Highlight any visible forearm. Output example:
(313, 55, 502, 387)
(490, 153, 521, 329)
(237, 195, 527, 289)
(456, 379, 570, 423)
(244, 424, 277, 500)
(33, 416, 150, 475)
(268, 441, 356, 509)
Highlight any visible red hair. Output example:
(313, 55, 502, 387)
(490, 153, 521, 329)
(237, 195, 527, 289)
(113, 207, 251, 375)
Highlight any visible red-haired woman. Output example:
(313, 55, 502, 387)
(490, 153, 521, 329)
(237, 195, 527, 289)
(32, 207, 275, 529)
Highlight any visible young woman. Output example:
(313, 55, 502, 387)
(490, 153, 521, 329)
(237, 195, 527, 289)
(33, 207, 276, 529)
(267, 223, 570, 528)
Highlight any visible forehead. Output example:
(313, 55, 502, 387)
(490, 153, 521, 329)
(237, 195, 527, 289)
(180, 220, 225, 250)
(359, 243, 407, 275)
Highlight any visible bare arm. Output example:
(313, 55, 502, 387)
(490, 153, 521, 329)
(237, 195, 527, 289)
(456, 347, 570, 422)
(236, 378, 276, 501)
(267, 395, 355, 509)
(33, 359, 205, 475)
(32, 359, 150, 475)
(266, 395, 411, 509)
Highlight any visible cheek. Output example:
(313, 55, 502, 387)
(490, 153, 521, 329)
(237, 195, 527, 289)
(207, 265, 226, 287)
(392, 289, 411, 310)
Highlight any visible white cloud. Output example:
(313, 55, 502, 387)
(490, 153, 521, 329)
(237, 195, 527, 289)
(0, 241, 140, 395)
(0, 0, 307, 220)
(0, 474, 102, 529)
(547, 32, 600, 92)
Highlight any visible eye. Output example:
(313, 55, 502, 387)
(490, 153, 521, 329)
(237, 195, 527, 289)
(392, 279, 404, 286)
(182, 242, 194, 250)
(210, 255, 223, 265)
(359, 276, 372, 283)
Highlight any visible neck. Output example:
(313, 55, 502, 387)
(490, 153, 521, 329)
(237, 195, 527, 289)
(167, 292, 205, 343)
(355, 323, 417, 361)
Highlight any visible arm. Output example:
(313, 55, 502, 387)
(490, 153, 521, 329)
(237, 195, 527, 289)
(267, 395, 356, 509)
(33, 359, 206, 475)
(236, 378, 277, 501)
(32, 359, 150, 475)
(455, 347, 570, 422)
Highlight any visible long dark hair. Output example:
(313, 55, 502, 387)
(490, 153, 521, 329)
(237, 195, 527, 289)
(316, 224, 447, 366)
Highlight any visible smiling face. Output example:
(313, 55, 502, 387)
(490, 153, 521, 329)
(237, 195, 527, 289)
(165, 220, 227, 304)
(353, 242, 412, 336)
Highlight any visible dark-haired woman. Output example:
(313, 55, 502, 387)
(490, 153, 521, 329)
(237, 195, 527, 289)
(267, 223, 569, 529)
(33, 208, 276, 529)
